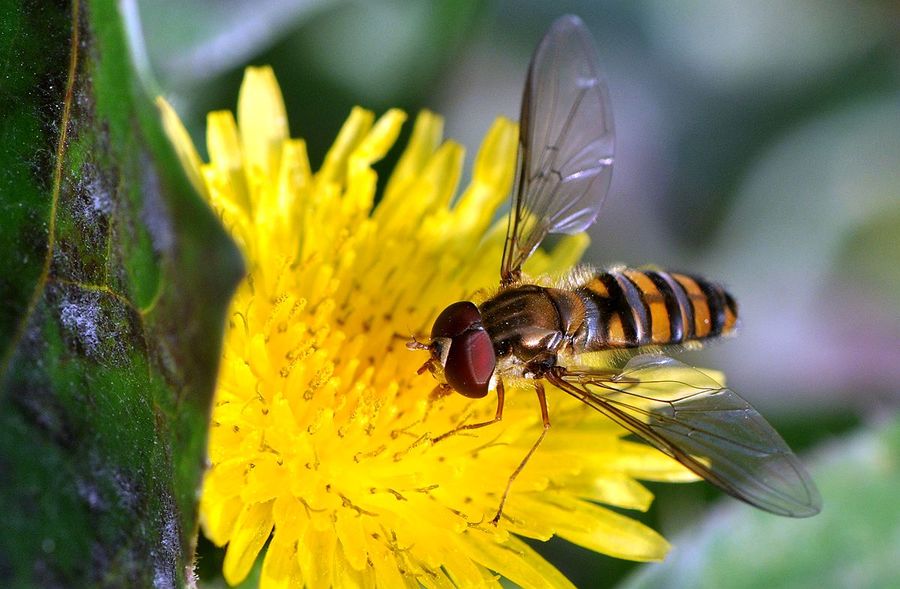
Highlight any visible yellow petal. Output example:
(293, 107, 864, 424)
(349, 108, 407, 179)
(238, 65, 289, 180)
(206, 110, 250, 212)
(318, 106, 375, 186)
(156, 97, 207, 198)
(200, 494, 243, 547)
(380, 109, 444, 209)
(463, 531, 577, 589)
(223, 500, 275, 585)
(260, 530, 303, 589)
(452, 116, 517, 234)
(527, 493, 671, 562)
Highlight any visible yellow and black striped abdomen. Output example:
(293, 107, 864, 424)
(574, 269, 738, 350)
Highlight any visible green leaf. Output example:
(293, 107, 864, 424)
(618, 416, 900, 589)
(0, 1, 243, 586)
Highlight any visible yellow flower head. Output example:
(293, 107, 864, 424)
(159, 67, 694, 588)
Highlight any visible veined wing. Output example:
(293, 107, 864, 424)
(501, 15, 614, 285)
(545, 354, 821, 517)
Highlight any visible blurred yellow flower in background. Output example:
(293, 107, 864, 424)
(158, 66, 694, 588)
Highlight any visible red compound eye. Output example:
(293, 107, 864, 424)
(444, 328, 496, 398)
(431, 301, 482, 338)
(430, 301, 496, 398)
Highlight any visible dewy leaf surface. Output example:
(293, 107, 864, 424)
(0, 1, 243, 586)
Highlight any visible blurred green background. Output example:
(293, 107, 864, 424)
(137, 0, 899, 587)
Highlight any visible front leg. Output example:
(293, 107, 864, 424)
(433, 379, 506, 444)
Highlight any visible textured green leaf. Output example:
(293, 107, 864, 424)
(618, 416, 900, 589)
(0, 1, 243, 586)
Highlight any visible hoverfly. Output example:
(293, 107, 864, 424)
(408, 15, 821, 524)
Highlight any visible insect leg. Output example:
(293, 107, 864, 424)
(491, 380, 551, 525)
(433, 379, 506, 444)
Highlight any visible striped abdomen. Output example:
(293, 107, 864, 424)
(573, 269, 738, 350)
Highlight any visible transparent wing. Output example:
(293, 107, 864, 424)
(501, 15, 614, 284)
(545, 354, 821, 517)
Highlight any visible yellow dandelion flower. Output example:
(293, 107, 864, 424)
(158, 66, 696, 588)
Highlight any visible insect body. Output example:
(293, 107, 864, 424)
(483, 269, 738, 363)
(409, 15, 820, 524)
